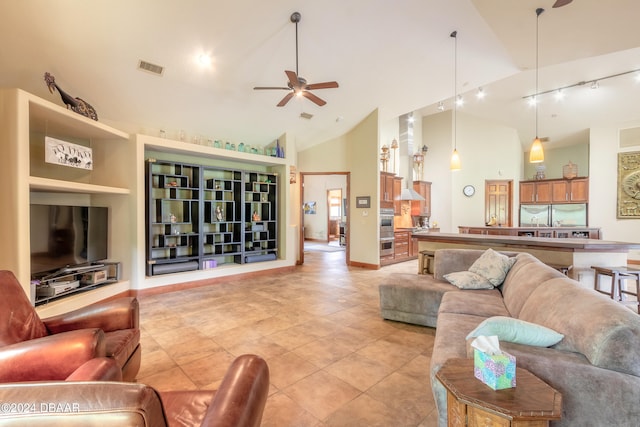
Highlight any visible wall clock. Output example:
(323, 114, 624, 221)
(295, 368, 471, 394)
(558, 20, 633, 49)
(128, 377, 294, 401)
(463, 185, 475, 197)
(617, 151, 640, 218)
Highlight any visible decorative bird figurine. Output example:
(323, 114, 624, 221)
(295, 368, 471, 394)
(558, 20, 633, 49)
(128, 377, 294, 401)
(44, 72, 98, 121)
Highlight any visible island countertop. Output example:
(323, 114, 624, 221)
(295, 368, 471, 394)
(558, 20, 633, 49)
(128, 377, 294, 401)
(412, 232, 640, 286)
(412, 231, 640, 252)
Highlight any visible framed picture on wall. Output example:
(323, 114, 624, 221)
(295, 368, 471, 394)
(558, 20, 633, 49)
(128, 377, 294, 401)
(356, 196, 370, 208)
(303, 201, 316, 214)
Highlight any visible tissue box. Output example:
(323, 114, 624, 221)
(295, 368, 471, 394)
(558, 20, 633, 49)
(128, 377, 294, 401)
(473, 348, 516, 390)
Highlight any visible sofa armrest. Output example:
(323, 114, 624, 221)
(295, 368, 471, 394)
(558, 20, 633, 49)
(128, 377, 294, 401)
(43, 297, 139, 333)
(0, 329, 106, 381)
(65, 357, 122, 382)
(201, 354, 269, 427)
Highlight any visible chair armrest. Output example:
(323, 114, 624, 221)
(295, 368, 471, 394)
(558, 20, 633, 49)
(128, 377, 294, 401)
(200, 354, 270, 427)
(65, 357, 122, 381)
(43, 297, 139, 333)
(0, 329, 106, 382)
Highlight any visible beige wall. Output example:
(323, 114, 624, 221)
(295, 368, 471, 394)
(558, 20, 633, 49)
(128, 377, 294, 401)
(298, 110, 380, 266)
(523, 142, 589, 180)
(590, 122, 640, 261)
(422, 110, 523, 231)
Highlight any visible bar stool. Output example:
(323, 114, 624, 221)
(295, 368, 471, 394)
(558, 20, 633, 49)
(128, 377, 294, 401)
(546, 263, 572, 276)
(418, 250, 435, 275)
(591, 266, 640, 313)
(619, 268, 640, 314)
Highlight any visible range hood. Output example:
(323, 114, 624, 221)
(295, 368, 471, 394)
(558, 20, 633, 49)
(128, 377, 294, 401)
(399, 188, 425, 201)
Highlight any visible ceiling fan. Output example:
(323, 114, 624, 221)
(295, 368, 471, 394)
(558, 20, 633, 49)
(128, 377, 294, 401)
(254, 12, 339, 107)
(552, 0, 573, 8)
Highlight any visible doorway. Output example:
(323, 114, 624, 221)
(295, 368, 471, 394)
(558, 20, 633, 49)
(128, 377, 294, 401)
(485, 180, 513, 226)
(300, 172, 350, 265)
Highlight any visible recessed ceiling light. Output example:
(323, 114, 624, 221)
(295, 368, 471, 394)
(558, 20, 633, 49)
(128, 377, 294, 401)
(197, 53, 212, 67)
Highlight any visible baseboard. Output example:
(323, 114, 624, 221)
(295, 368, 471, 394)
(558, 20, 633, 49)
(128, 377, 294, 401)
(348, 260, 380, 270)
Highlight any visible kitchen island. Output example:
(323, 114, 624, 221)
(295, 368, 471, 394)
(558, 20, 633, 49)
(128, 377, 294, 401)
(413, 231, 640, 287)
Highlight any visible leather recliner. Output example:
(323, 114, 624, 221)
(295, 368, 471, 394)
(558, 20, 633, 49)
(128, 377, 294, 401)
(0, 270, 141, 381)
(0, 354, 270, 427)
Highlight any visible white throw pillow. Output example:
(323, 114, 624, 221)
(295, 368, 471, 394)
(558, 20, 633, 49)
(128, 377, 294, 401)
(443, 271, 494, 290)
(468, 248, 516, 286)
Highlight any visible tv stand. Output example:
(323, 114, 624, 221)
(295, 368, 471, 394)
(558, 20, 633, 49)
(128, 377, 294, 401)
(34, 263, 117, 306)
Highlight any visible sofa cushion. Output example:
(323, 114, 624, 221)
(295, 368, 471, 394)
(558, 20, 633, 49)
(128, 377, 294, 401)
(438, 289, 510, 318)
(468, 248, 516, 286)
(466, 316, 564, 347)
(443, 271, 493, 289)
(519, 277, 640, 377)
(500, 253, 564, 318)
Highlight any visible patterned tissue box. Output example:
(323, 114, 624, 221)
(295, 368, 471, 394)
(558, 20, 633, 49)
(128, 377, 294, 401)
(473, 348, 516, 390)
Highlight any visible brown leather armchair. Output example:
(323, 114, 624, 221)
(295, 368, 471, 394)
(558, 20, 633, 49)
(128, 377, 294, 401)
(0, 354, 269, 427)
(0, 270, 141, 382)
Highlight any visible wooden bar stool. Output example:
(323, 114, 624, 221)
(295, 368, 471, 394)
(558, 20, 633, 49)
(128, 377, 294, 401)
(418, 250, 435, 275)
(619, 268, 640, 314)
(547, 263, 572, 276)
(591, 266, 640, 313)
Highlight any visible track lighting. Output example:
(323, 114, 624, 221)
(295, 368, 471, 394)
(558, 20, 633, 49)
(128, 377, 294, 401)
(437, 101, 445, 112)
(590, 80, 599, 90)
(476, 87, 486, 99)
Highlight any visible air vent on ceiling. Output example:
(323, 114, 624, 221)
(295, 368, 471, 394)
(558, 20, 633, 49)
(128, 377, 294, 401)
(138, 60, 164, 76)
(300, 112, 313, 120)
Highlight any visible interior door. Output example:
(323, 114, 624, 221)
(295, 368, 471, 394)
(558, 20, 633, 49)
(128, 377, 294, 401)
(485, 180, 513, 226)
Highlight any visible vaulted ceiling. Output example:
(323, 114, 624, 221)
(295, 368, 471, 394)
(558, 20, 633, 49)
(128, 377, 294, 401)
(1, 0, 638, 151)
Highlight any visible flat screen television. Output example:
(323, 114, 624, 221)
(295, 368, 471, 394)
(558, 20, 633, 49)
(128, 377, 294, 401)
(30, 205, 108, 276)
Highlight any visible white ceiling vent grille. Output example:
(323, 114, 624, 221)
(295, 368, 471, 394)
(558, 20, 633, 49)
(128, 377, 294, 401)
(138, 60, 164, 76)
(300, 112, 313, 120)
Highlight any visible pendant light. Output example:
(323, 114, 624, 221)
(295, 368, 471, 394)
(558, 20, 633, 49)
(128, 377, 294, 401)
(529, 8, 545, 164)
(450, 30, 461, 171)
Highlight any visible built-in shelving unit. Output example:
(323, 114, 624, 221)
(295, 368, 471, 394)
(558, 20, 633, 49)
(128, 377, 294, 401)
(0, 88, 133, 311)
(146, 160, 278, 276)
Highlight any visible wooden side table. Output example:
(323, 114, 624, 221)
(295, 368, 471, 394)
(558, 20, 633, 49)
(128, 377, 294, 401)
(436, 358, 562, 427)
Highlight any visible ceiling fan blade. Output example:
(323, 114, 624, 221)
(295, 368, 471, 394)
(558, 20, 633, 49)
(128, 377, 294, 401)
(552, 0, 572, 7)
(254, 86, 290, 90)
(301, 91, 326, 106)
(305, 81, 339, 90)
(285, 70, 300, 89)
(276, 92, 295, 107)
(253, 86, 291, 90)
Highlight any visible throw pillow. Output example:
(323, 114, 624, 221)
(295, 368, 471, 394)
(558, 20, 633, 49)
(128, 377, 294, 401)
(466, 316, 564, 347)
(443, 271, 494, 290)
(468, 248, 516, 286)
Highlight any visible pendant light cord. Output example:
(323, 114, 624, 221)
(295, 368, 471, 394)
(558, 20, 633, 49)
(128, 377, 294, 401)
(535, 8, 544, 139)
(451, 31, 457, 150)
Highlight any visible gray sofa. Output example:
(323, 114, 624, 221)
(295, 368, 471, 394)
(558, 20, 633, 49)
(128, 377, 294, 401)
(379, 248, 640, 427)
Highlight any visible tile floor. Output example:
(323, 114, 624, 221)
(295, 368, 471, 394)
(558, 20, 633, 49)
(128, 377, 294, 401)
(138, 251, 438, 426)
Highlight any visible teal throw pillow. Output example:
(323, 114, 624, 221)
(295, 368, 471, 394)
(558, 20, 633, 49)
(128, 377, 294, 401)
(466, 316, 564, 347)
(468, 248, 516, 286)
(443, 271, 494, 290)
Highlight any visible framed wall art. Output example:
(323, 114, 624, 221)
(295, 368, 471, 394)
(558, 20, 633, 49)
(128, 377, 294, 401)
(45, 136, 93, 170)
(617, 151, 640, 218)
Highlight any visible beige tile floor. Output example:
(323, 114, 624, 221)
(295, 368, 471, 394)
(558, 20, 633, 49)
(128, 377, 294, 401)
(138, 249, 438, 426)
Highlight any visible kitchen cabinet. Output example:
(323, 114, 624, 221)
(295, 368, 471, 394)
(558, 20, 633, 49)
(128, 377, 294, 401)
(393, 176, 403, 215)
(412, 180, 432, 216)
(520, 178, 588, 204)
(380, 172, 395, 209)
(520, 181, 551, 203)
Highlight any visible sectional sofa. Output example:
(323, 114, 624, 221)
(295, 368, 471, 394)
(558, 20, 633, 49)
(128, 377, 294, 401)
(379, 248, 640, 427)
